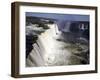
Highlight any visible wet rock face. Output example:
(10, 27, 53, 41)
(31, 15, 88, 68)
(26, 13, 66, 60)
(69, 22, 89, 40)
(26, 35, 38, 58)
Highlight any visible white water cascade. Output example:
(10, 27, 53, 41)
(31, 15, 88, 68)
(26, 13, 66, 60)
(26, 23, 88, 67)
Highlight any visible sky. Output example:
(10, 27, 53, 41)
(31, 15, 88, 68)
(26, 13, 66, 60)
(26, 12, 89, 22)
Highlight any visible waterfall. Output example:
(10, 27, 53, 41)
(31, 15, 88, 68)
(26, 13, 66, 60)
(34, 23, 73, 66)
(26, 22, 89, 67)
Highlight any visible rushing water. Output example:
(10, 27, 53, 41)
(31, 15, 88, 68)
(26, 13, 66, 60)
(26, 23, 89, 67)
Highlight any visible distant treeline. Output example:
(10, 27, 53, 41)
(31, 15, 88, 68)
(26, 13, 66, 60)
(26, 16, 54, 27)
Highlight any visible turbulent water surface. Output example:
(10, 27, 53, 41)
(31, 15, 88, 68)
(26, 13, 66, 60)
(26, 24, 89, 67)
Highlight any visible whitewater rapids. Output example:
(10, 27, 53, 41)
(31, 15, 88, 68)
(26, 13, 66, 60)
(26, 24, 88, 67)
